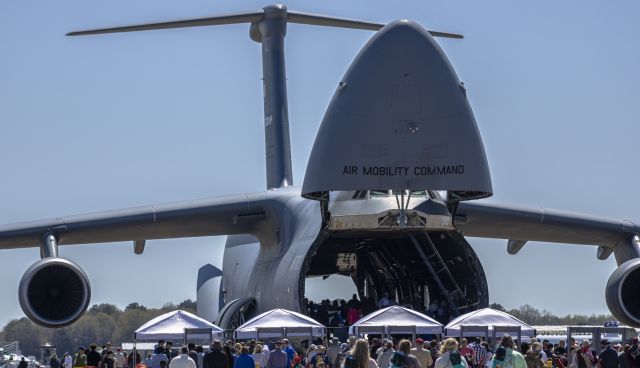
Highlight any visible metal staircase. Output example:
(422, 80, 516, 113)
(409, 232, 467, 317)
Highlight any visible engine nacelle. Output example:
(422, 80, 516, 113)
(605, 258, 640, 327)
(19, 257, 91, 328)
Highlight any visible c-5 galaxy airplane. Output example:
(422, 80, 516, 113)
(1, 4, 639, 330)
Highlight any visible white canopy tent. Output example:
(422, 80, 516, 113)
(445, 308, 535, 341)
(349, 306, 443, 338)
(234, 308, 326, 340)
(134, 310, 224, 342)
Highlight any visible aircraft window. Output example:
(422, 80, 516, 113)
(370, 190, 390, 197)
(410, 190, 427, 197)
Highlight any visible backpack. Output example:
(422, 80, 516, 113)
(343, 355, 357, 368)
(450, 352, 466, 368)
(390, 352, 407, 368)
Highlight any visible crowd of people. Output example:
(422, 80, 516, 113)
(29, 333, 640, 368)
(328, 335, 640, 368)
(304, 293, 451, 330)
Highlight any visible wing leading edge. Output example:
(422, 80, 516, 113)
(0, 192, 272, 249)
(455, 201, 639, 249)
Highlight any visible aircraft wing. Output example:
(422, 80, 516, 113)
(0, 192, 270, 249)
(455, 201, 639, 248)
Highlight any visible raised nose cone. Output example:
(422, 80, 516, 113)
(302, 20, 492, 201)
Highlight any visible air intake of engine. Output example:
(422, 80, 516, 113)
(18, 258, 91, 328)
(605, 258, 640, 327)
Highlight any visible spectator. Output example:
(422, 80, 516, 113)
(75, 347, 88, 368)
(115, 348, 126, 368)
(51, 354, 62, 368)
(377, 340, 394, 368)
(104, 351, 116, 368)
(152, 347, 170, 368)
(196, 346, 205, 368)
(391, 340, 419, 368)
(598, 340, 617, 368)
(347, 339, 378, 368)
(283, 339, 296, 368)
(411, 338, 433, 368)
(87, 345, 102, 368)
(377, 293, 394, 309)
(235, 347, 256, 368)
(435, 338, 468, 368)
(64, 353, 74, 368)
(169, 347, 197, 368)
(203, 341, 228, 368)
(128, 349, 142, 368)
(495, 335, 526, 368)
(188, 344, 199, 368)
(266, 341, 287, 368)
(575, 340, 597, 368)
(253, 344, 266, 368)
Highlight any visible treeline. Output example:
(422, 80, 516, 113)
(489, 303, 614, 326)
(0, 300, 196, 357)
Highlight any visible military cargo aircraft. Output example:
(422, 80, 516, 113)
(0, 4, 638, 330)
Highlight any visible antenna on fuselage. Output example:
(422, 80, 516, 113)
(67, 4, 463, 190)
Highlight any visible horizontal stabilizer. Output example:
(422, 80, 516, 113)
(66, 11, 264, 36)
(67, 8, 462, 39)
(287, 11, 462, 38)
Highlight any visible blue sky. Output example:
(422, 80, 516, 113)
(0, 0, 639, 330)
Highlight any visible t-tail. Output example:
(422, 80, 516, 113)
(67, 4, 462, 190)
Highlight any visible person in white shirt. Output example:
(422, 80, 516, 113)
(169, 347, 197, 368)
(115, 348, 126, 368)
(376, 340, 394, 368)
(64, 354, 74, 368)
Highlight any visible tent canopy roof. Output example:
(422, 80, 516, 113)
(445, 308, 535, 337)
(134, 310, 224, 340)
(349, 306, 443, 335)
(235, 308, 326, 339)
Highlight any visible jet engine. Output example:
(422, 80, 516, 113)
(605, 258, 640, 327)
(18, 257, 91, 328)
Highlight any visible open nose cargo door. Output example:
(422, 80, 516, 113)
(302, 20, 492, 202)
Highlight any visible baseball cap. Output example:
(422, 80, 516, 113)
(415, 338, 424, 344)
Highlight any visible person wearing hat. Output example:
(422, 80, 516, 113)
(598, 340, 617, 368)
(267, 341, 288, 368)
(412, 339, 433, 368)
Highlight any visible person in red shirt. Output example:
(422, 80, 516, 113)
(458, 339, 475, 368)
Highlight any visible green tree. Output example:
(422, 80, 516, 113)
(125, 303, 147, 311)
(489, 303, 507, 312)
(111, 309, 160, 344)
(51, 328, 75, 356)
(89, 304, 121, 316)
(3, 318, 43, 356)
(177, 299, 197, 312)
(69, 312, 116, 344)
